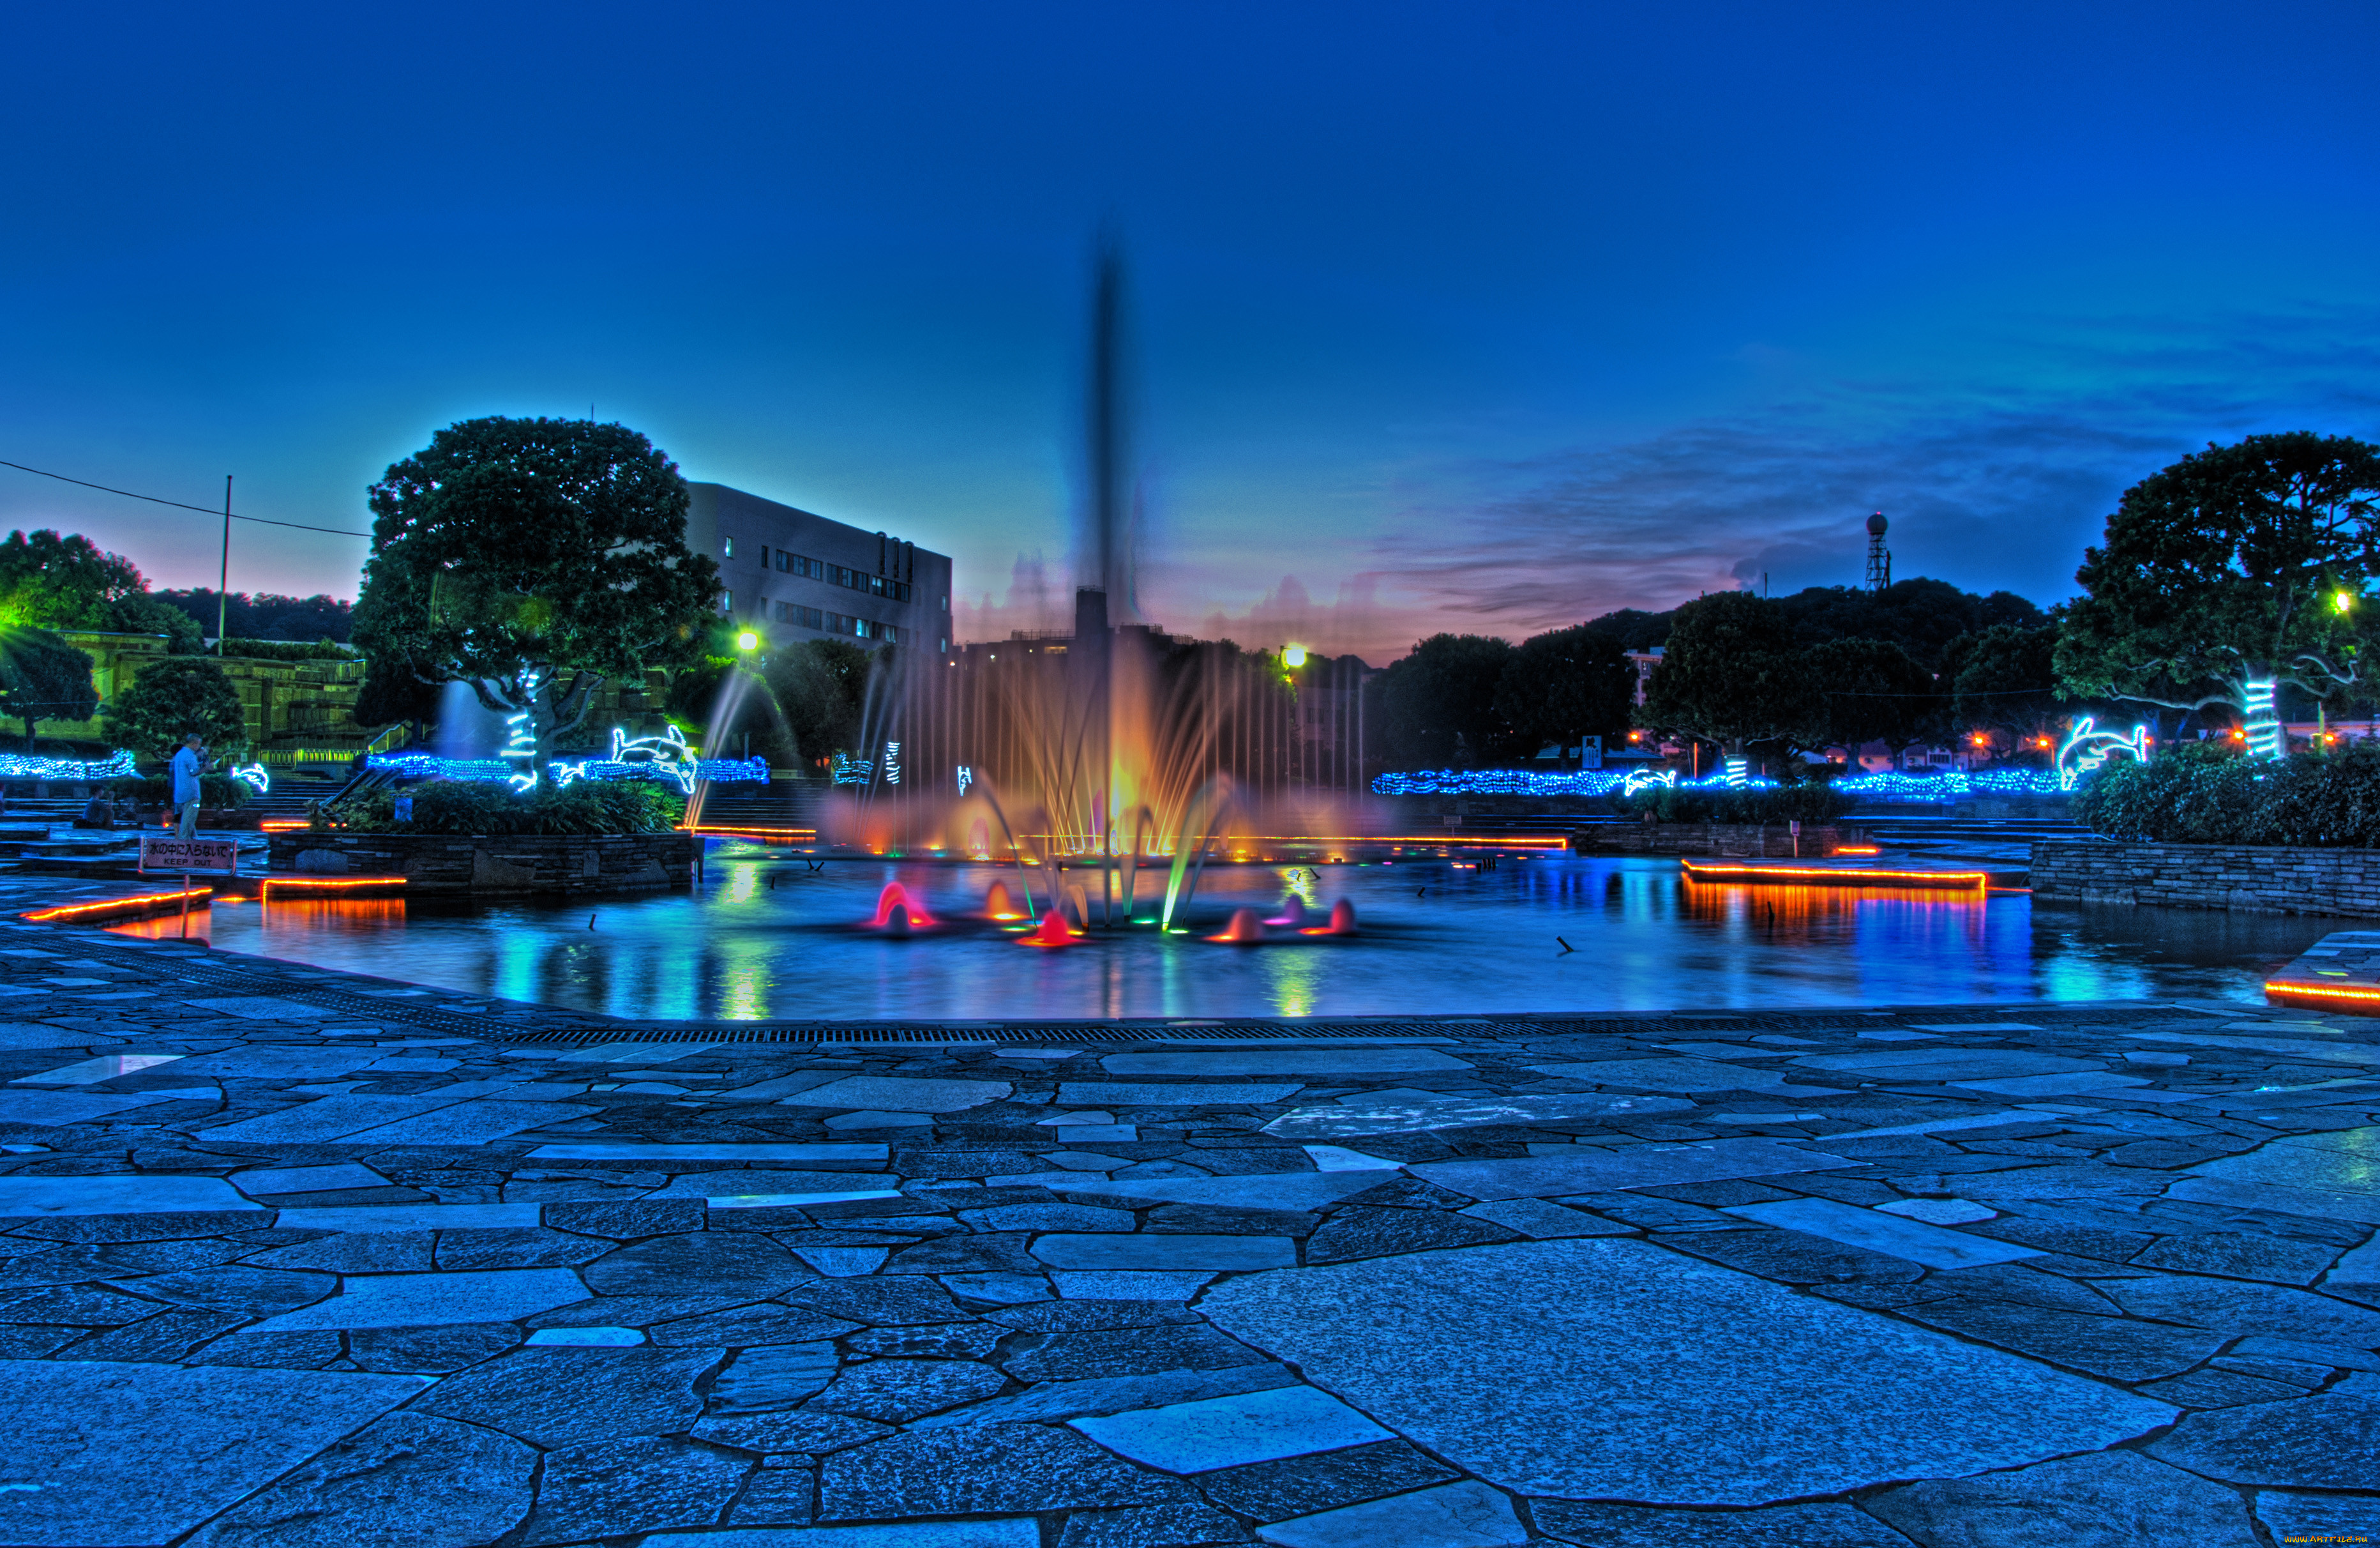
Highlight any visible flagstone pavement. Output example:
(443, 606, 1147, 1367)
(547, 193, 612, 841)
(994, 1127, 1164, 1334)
(0, 919, 2375, 1545)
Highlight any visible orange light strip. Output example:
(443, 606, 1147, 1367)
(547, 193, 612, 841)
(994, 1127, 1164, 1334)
(2265, 978, 2380, 1005)
(1834, 845, 1881, 855)
(1680, 859, 1989, 890)
(258, 876, 407, 900)
(681, 824, 818, 840)
(259, 819, 312, 831)
(22, 886, 213, 923)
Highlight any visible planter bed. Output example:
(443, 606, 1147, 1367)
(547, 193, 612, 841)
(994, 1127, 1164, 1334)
(266, 830, 697, 897)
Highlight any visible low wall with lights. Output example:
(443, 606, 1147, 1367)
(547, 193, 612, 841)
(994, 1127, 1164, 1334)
(266, 832, 697, 896)
(20, 886, 212, 925)
(1574, 822, 1869, 858)
(2033, 840, 2380, 918)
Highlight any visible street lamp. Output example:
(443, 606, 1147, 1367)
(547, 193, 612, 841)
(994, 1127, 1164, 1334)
(1283, 644, 1307, 669)
(2339, 590, 2357, 614)
(735, 630, 760, 652)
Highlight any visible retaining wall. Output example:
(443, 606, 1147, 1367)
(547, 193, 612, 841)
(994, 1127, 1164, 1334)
(1572, 822, 1867, 858)
(266, 831, 697, 896)
(2030, 839, 2380, 918)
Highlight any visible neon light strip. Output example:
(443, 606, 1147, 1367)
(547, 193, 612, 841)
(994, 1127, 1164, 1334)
(258, 877, 406, 900)
(682, 825, 818, 840)
(22, 887, 213, 923)
(1680, 859, 1988, 890)
(259, 820, 312, 831)
(2264, 978, 2380, 1005)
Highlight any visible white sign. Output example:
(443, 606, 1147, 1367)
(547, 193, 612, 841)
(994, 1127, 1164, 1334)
(139, 837, 239, 875)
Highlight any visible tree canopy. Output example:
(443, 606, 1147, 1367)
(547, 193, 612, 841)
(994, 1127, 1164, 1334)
(0, 631, 96, 750)
(1941, 623, 2065, 748)
(1640, 592, 1823, 749)
(0, 531, 204, 652)
(1493, 625, 1635, 754)
(354, 417, 721, 773)
(157, 589, 354, 643)
(1366, 634, 1523, 767)
(2057, 432, 2380, 717)
(104, 657, 246, 760)
(1808, 637, 1940, 754)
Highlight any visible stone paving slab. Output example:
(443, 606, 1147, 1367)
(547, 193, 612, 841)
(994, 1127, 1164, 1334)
(0, 914, 2377, 1544)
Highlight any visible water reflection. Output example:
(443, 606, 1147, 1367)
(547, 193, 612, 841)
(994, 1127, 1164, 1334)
(108, 849, 2333, 1021)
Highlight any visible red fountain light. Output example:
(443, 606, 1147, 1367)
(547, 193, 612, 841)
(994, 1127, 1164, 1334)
(984, 880, 1027, 921)
(1022, 911, 1080, 947)
(869, 882, 936, 933)
(1210, 907, 1269, 944)
(1304, 898, 1360, 936)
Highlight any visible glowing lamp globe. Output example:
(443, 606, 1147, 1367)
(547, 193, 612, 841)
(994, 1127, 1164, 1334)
(735, 630, 760, 651)
(2339, 591, 2357, 614)
(1283, 644, 1307, 668)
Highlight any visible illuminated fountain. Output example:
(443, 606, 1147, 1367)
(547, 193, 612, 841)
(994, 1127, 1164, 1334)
(804, 234, 1369, 944)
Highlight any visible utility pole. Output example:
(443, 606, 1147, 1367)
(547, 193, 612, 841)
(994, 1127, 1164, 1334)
(216, 476, 232, 655)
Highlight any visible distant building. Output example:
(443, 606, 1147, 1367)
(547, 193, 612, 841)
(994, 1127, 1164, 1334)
(685, 483, 954, 655)
(1624, 646, 1664, 706)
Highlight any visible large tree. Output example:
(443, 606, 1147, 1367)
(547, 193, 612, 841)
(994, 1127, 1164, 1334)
(0, 631, 97, 750)
(1640, 591, 1824, 750)
(1941, 623, 2067, 752)
(1364, 634, 1521, 768)
(104, 656, 247, 760)
(1808, 636, 1940, 757)
(2057, 432, 2380, 752)
(1493, 625, 1635, 755)
(0, 531, 205, 652)
(354, 418, 721, 775)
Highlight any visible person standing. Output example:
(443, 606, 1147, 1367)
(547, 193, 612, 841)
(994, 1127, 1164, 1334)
(170, 733, 206, 840)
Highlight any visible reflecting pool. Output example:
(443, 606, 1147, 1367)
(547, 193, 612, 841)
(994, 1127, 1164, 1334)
(114, 847, 2330, 1021)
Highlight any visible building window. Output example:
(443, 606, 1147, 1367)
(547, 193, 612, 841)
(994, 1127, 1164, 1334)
(757, 544, 769, 568)
(892, 581, 911, 602)
(718, 591, 734, 614)
(938, 636, 948, 652)
(882, 624, 898, 644)
(723, 537, 734, 558)
(942, 595, 949, 612)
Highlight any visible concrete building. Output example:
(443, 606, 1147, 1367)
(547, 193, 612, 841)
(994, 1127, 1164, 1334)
(685, 483, 954, 655)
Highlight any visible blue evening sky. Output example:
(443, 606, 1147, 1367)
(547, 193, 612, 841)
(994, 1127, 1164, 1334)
(3, 2, 2374, 660)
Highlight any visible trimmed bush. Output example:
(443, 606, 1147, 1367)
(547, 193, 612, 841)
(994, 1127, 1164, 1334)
(330, 778, 684, 836)
(110, 774, 252, 808)
(2072, 741, 2380, 847)
(1614, 782, 1853, 824)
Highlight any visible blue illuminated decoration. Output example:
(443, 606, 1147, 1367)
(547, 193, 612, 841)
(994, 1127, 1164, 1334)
(2241, 678, 2282, 760)
(230, 763, 269, 794)
(831, 754, 873, 785)
(498, 673, 540, 791)
(1371, 763, 2079, 803)
(883, 741, 902, 786)
(0, 750, 137, 782)
(1722, 757, 1749, 789)
(2054, 717, 2150, 791)
(956, 764, 974, 796)
(369, 724, 765, 793)
(1370, 768, 1777, 797)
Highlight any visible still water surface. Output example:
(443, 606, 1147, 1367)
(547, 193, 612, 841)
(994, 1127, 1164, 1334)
(117, 847, 2329, 1021)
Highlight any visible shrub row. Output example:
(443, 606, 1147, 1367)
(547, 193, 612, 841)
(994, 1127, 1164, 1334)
(109, 775, 252, 808)
(329, 778, 685, 836)
(1613, 782, 1855, 824)
(2073, 743, 2380, 847)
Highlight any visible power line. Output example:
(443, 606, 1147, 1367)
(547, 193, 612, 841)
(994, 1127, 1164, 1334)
(0, 458, 370, 538)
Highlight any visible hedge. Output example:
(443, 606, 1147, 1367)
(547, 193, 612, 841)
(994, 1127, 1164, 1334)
(328, 778, 685, 836)
(1613, 782, 1854, 824)
(2072, 741, 2380, 847)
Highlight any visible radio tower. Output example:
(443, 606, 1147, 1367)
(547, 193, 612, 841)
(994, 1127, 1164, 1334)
(1864, 511, 1891, 593)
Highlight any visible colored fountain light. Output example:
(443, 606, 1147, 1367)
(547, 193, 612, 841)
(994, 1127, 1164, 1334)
(1031, 911, 1073, 945)
(984, 881, 1027, 920)
(1210, 907, 1269, 944)
(868, 882, 935, 931)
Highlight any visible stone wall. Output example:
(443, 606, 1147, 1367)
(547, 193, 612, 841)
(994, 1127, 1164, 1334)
(1572, 823, 1867, 858)
(2031, 839, 2380, 917)
(266, 831, 698, 896)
